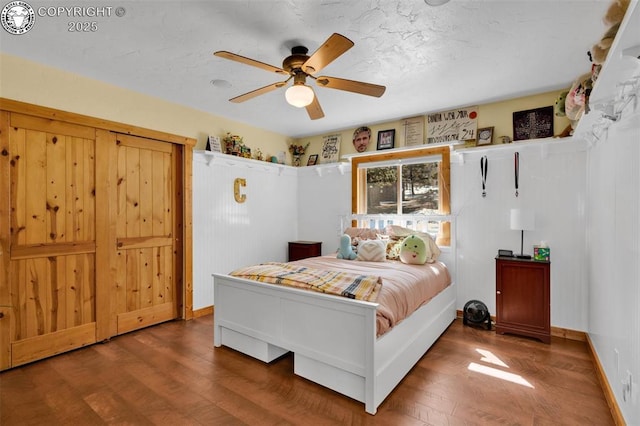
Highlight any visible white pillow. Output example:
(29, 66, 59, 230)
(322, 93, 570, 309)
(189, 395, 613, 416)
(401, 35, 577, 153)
(356, 239, 387, 262)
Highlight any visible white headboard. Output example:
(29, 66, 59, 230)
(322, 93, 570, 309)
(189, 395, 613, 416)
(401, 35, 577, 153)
(340, 214, 457, 284)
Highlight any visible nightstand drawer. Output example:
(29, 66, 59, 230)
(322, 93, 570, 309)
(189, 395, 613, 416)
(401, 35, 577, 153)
(288, 241, 322, 261)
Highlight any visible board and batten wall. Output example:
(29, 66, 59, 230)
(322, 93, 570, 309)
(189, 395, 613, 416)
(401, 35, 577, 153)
(586, 102, 640, 424)
(192, 152, 298, 310)
(450, 139, 588, 331)
(192, 137, 589, 333)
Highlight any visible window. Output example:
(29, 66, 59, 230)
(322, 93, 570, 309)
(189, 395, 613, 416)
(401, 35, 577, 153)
(365, 161, 440, 215)
(351, 146, 451, 245)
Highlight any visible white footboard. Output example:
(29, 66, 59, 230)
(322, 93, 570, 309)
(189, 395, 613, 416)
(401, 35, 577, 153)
(213, 273, 455, 414)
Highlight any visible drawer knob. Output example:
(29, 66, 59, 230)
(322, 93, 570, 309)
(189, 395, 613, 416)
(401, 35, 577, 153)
(496, 290, 501, 295)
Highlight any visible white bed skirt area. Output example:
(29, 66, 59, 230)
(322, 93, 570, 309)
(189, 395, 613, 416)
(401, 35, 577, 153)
(213, 273, 456, 414)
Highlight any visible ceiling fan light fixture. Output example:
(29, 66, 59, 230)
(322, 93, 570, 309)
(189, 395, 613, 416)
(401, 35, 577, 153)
(285, 84, 314, 107)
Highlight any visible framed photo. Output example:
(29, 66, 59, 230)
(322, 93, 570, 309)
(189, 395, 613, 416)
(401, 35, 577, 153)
(377, 129, 395, 150)
(307, 154, 318, 166)
(206, 135, 222, 152)
(321, 134, 341, 163)
(402, 116, 424, 146)
(477, 127, 494, 146)
(512, 106, 554, 141)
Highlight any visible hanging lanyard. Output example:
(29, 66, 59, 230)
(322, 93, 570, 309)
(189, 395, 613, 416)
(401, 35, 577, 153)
(480, 156, 488, 197)
(514, 152, 519, 197)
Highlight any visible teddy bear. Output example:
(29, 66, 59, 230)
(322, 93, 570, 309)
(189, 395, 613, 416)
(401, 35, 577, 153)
(590, 0, 630, 65)
(337, 234, 357, 260)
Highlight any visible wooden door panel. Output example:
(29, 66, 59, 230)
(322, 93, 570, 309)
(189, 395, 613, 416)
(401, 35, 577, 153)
(114, 135, 177, 334)
(0, 103, 191, 370)
(11, 322, 95, 367)
(10, 254, 95, 341)
(4, 118, 97, 366)
(117, 301, 175, 332)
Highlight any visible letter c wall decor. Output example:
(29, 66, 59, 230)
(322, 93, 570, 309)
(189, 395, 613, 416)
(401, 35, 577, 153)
(234, 178, 246, 203)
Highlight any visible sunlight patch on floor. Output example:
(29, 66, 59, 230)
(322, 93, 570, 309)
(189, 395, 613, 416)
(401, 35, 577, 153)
(475, 348, 509, 368)
(468, 349, 534, 388)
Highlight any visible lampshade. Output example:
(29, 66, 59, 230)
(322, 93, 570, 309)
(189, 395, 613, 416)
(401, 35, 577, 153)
(424, 0, 450, 5)
(510, 209, 535, 231)
(285, 84, 314, 107)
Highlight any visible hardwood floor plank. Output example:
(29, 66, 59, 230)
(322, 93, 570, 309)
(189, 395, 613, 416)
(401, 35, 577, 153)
(0, 316, 614, 425)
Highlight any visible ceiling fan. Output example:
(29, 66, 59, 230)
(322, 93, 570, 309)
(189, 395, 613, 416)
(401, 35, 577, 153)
(213, 33, 386, 120)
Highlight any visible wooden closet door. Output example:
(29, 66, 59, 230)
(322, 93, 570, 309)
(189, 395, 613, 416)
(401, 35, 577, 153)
(113, 134, 179, 334)
(1, 113, 98, 367)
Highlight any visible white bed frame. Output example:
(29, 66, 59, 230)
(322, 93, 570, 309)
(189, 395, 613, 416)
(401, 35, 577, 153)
(213, 215, 456, 415)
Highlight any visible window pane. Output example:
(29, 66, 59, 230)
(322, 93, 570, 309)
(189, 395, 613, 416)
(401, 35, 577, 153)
(366, 166, 397, 214)
(401, 163, 439, 214)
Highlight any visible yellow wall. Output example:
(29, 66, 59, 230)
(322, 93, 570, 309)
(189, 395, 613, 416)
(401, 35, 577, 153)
(1, 53, 570, 164)
(0, 53, 291, 153)
(295, 91, 571, 162)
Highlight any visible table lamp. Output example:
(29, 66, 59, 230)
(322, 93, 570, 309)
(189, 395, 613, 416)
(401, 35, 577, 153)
(510, 209, 535, 259)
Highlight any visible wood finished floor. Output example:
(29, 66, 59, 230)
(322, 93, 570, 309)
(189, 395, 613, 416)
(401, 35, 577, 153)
(1, 316, 613, 426)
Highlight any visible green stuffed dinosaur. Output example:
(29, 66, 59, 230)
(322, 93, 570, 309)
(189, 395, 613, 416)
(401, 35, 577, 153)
(399, 235, 428, 265)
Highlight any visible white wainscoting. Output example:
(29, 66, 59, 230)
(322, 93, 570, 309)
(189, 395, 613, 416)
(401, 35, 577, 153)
(293, 139, 590, 333)
(450, 138, 589, 331)
(195, 139, 591, 335)
(586, 102, 639, 424)
(192, 152, 298, 309)
(297, 163, 352, 255)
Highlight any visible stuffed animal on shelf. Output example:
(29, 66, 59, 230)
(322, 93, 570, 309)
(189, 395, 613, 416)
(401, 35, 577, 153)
(589, 0, 630, 65)
(337, 234, 357, 260)
(591, 22, 621, 66)
(554, 90, 575, 137)
(399, 235, 428, 265)
(564, 73, 593, 127)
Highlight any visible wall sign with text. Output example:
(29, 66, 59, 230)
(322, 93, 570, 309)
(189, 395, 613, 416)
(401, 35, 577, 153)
(321, 134, 341, 163)
(426, 106, 478, 144)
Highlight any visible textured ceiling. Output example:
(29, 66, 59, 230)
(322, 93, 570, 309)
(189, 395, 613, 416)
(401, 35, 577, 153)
(0, 1, 610, 137)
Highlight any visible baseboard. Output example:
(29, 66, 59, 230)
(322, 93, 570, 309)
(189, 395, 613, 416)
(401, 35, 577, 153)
(586, 334, 626, 426)
(550, 326, 586, 342)
(192, 305, 213, 318)
(456, 310, 587, 342)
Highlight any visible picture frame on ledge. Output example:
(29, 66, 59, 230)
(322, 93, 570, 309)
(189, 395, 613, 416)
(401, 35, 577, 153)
(307, 154, 318, 166)
(512, 106, 554, 141)
(206, 135, 222, 152)
(377, 129, 395, 150)
(477, 127, 494, 146)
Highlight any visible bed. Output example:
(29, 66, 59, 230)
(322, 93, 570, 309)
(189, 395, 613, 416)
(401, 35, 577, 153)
(213, 215, 456, 415)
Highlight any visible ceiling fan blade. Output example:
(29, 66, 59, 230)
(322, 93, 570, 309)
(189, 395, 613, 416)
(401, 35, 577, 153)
(214, 51, 287, 75)
(302, 33, 354, 75)
(229, 81, 288, 103)
(315, 76, 386, 97)
(306, 89, 324, 120)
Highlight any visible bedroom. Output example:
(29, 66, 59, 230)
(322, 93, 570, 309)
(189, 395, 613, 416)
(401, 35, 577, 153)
(0, 0, 638, 424)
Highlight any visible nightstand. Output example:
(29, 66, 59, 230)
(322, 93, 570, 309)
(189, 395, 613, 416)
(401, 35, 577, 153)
(495, 256, 550, 343)
(288, 241, 322, 261)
